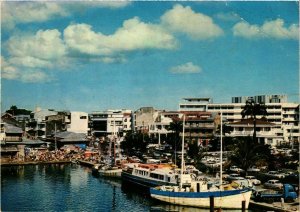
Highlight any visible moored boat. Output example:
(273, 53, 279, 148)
(121, 163, 179, 188)
(150, 113, 252, 209)
(150, 178, 252, 209)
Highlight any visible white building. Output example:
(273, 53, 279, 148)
(179, 95, 299, 146)
(89, 109, 132, 138)
(66, 112, 88, 134)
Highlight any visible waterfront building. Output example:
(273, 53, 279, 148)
(89, 109, 132, 138)
(178, 95, 299, 146)
(65, 111, 89, 134)
(226, 118, 280, 145)
(181, 111, 218, 146)
(148, 111, 175, 144)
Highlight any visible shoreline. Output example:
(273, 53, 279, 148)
(0, 160, 72, 166)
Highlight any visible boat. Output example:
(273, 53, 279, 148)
(150, 113, 252, 209)
(93, 119, 122, 178)
(121, 163, 179, 188)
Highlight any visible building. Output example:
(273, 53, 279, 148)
(66, 111, 88, 134)
(179, 98, 212, 111)
(181, 111, 218, 146)
(179, 95, 299, 146)
(89, 109, 132, 138)
(226, 118, 281, 145)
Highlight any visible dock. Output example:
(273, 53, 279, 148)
(76, 160, 95, 168)
(0, 160, 71, 166)
(250, 199, 299, 212)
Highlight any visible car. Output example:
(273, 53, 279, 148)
(247, 166, 260, 172)
(230, 166, 243, 172)
(227, 173, 244, 181)
(263, 179, 283, 190)
(245, 176, 261, 185)
(266, 171, 285, 179)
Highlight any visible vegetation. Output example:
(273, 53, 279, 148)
(228, 137, 272, 176)
(121, 131, 150, 156)
(241, 99, 267, 143)
(6, 105, 32, 116)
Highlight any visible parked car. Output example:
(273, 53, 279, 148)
(230, 166, 243, 172)
(264, 179, 283, 190)
(266, 171, 285, 179)
(247, 166, 260, 172)
(227, 173, 244, 181)
(245, 176, 261, 185)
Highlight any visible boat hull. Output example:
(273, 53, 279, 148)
(98, 169, 122, 178)
(150, 188, 252, 209)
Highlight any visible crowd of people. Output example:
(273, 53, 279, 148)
(7, 145, 103, 164)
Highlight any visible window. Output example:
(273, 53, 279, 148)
(80, 116, 87, 119)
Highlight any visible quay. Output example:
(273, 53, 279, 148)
(0, 160, 71, 166)
(249, 200, 299, 212)
(76, 160, 95, 168)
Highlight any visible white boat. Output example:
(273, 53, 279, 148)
(98, 165, 122, 178)
(121, 163, 179, 187)
(150, 113, 252, 209)
(93, 119, 122, 178)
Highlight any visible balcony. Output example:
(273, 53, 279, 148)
(5, 137, 22, 142)
(227, 131, 276, 137)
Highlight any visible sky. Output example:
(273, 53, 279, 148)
(1, 1, 299, 113)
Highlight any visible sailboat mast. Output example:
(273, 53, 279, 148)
(220, 111, 223, 189)
(180, 114, 185, 189)
(114, 118, 116, 166)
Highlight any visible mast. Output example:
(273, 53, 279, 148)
(220, 111, 223, 189)
(180, 114, 185, 189)
(113, 118, 116, 166)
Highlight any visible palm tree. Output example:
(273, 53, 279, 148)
(241, 99, 267, 143)
(229, 137, 271, 176)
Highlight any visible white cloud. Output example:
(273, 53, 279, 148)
(1, 1, 130, 29)
(170, 62, 202, 74)
(8, 29, 66, 60)
(161, 4, 223, 40)
(82, 1, 131, 9)
(2, 2, 68, 29)
(233, 19, 299, 40)
(1, 56, 51, 83)
(215, 12, 242, 22)
(64, 17, 177, 56)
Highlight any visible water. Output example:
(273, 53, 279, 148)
(1, 164, 255, 212)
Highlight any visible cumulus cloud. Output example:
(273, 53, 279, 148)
(3, 29, 65, 83)
(64, 17, 177, 56)
(170, 62, 202, 74)
(1, 56, 51, 83)
(233, 19, 299, 40)
(215, 12, 242, 22)
(2, 2, 68, 29)
(161, 4, 223, 40)
(1, 1, 131, 29)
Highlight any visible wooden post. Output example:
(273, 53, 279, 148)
(210, 196, 214, 212)
(242, 200, 246, 212)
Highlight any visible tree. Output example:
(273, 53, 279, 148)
(6, 105, 32, 116)
(167, 118, 183, 150)
(241, 99, 267, 143)
(228, 137, 272, 176)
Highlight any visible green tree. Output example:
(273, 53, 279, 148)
(241, 99, 267, 144)
(228, 137, 272, 176)
(167, 118, 183, 150)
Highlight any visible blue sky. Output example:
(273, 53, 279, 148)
(1, 1, 299, 112)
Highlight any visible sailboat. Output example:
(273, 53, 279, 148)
(95, 119, 122, 178)
(150, 113, 252, 209)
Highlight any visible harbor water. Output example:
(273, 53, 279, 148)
(1, 164, 256, 212)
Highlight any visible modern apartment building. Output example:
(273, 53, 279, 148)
(89, 109, 132, 138)
(179, 95, 299, 146)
